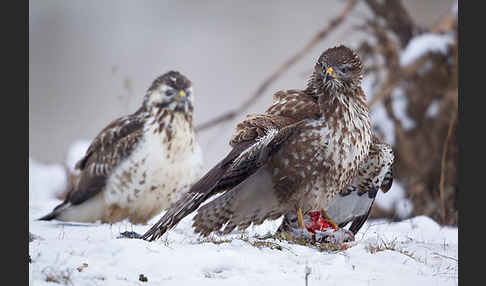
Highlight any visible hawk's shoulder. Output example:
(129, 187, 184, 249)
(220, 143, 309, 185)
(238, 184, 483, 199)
(76, 113, 144, 170)
(229, 89, 318, 147)
(268, 89, 320, 120)
(229, 114, 298, 147)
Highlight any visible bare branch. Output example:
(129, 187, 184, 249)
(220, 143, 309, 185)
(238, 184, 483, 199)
(195, 0, 358, 133)
(439, 108, 457, 224)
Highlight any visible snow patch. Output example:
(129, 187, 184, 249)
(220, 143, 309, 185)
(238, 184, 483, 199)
(361, 74, 376, 99)
(426, 100, 441, 118)
(29, 157, 67, 204)
(66, 140, 91, 171)
(29, 146, 456, 286)
(400, 33, 454, 67)
(375, 180, 413, 219)
(391, 88, 415, 130)
(370, 101, 395, 146)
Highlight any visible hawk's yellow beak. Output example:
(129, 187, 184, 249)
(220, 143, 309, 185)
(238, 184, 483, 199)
(324, 67, 340, 82)
(326, 67, 334, 77)
(176, 91, 186, 102)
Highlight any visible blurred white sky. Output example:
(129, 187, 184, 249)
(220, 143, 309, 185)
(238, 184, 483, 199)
(29, 0, 453, 170)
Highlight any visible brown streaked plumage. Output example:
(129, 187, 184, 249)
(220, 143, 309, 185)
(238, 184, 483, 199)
(276, 135, 394, 236)
(39, 71, 203, 224)
(142, 45, 372, 241)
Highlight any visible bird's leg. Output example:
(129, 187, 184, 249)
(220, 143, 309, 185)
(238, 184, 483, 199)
(297, 208, 306, 229)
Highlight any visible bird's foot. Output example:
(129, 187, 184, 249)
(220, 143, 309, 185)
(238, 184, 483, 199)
(279, 210, 354, 245)
(118, 231, 143, 239)
(284, 228, 315, 241)
(314, 228, 355, 244)
(306, 211, 355, 244)
(306, 211, 337, 233)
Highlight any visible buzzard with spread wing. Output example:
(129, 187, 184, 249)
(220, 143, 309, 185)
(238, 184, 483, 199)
(142, 45, 372, 240)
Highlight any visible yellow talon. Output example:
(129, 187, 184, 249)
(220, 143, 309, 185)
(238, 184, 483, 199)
(297, 208, 306, 229)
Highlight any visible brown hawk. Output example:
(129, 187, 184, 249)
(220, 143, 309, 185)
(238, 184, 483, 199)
(142, 45, 372, 241)
(276, 135, 394, 237)
(39, 71, 203, 224)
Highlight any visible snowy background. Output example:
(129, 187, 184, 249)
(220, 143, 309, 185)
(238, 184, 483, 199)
(29, 1, 458, 285)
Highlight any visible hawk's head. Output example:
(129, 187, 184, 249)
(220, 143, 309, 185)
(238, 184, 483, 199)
(143, 71, 194, 114)
(310, 45, 363, 95)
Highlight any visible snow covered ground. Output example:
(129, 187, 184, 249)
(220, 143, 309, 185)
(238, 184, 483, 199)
(29, 157, 458, 286)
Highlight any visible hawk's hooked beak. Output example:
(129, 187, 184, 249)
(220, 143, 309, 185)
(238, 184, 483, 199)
(324, 67, 335, 83)
(176, 91, 186, 102)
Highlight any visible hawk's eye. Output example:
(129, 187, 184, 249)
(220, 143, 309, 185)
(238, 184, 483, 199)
(341, 66, 349, 73)
(165, 89, 175, 97)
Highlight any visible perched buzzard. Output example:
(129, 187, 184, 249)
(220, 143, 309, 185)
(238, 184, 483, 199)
(142, 45, 372, 241)
(39, 71, 203, 224)
(276, 136, 394, 237)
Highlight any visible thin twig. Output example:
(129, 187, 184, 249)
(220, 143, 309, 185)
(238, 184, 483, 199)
(424, 185, 454, 217)
(195, 0, 358, 133)
(439, 109, 457, 224)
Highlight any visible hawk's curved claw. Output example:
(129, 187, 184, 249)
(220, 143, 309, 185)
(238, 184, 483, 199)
(118, 231, 143, 239)
(315, 228, 355, 244)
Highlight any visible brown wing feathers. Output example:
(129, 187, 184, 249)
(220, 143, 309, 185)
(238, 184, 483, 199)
(141, 118, 305, 241)
(141, 141, 258, 240)
(142, 90, 318, 240)
(38, 116, 144, 221)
